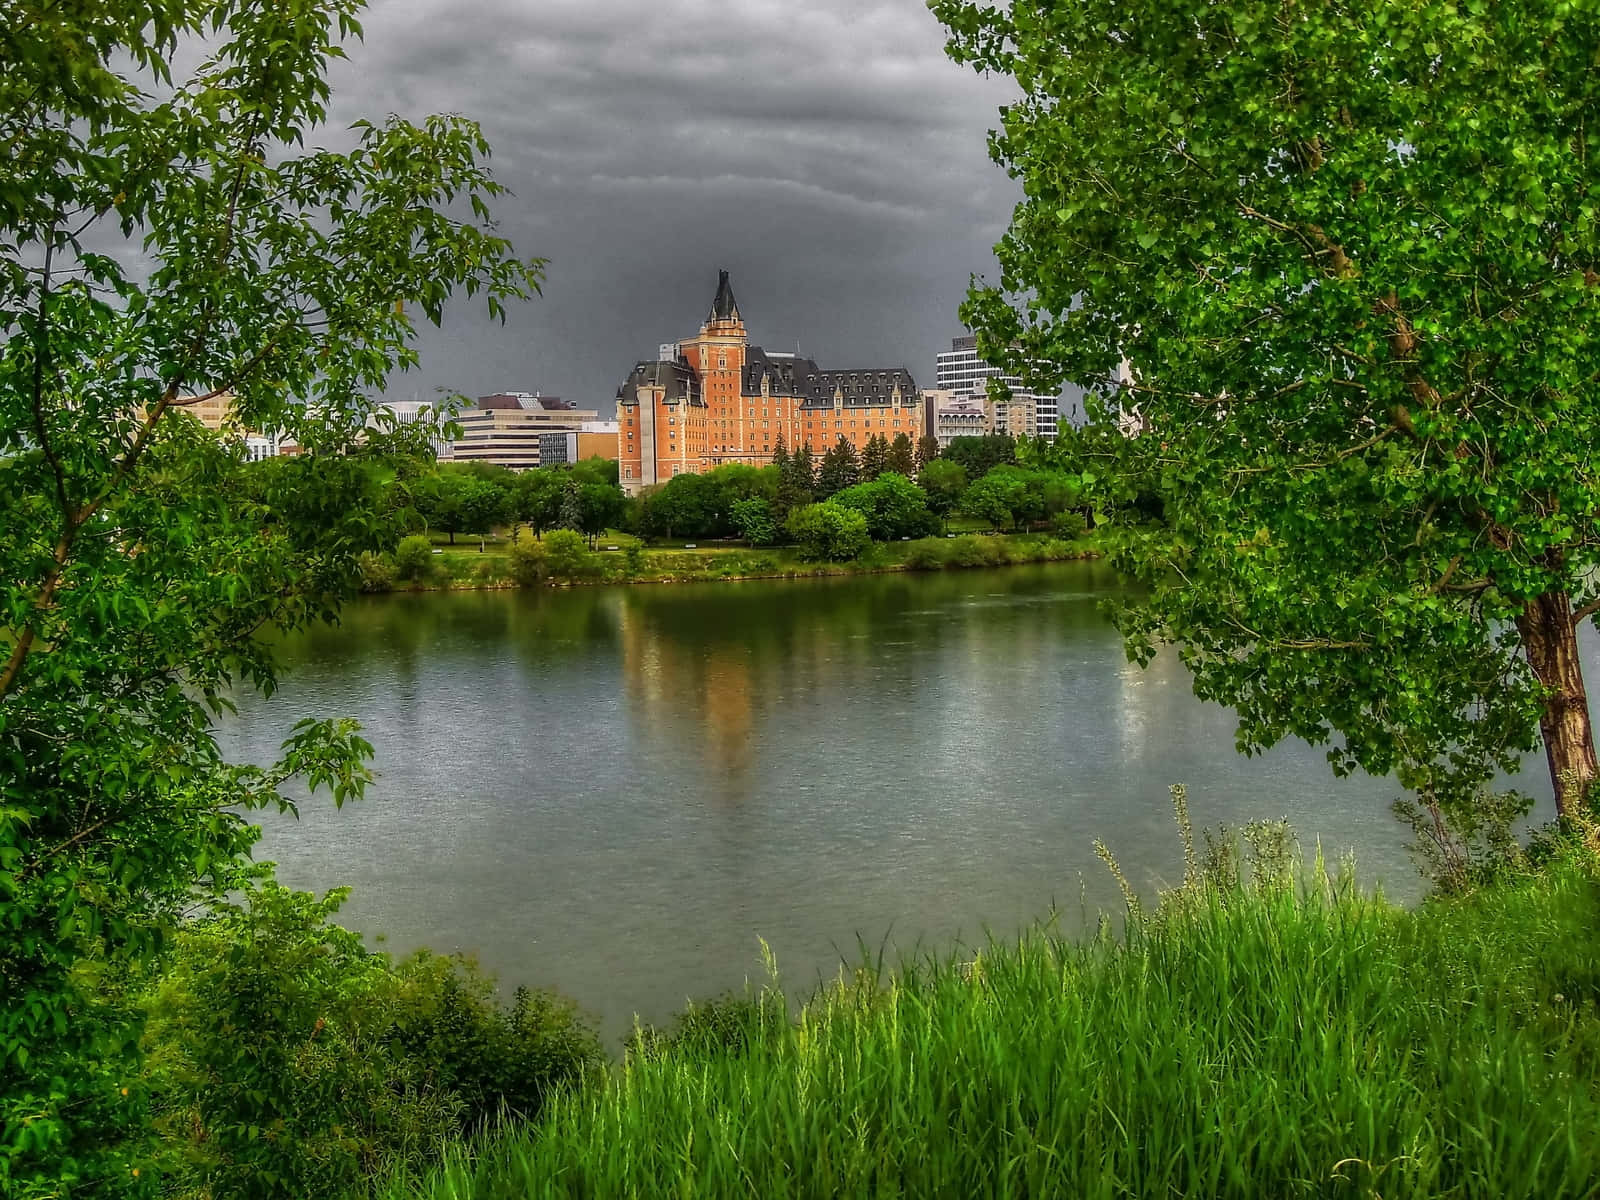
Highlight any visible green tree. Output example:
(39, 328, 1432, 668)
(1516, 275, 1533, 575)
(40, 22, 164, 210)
(570, 455, 620, 487)
(0, 3, 541, 1191)
(961, 468, 1031, 531)
(816, 436, 861, 499)
(415, 466, 508, 544)
(730, 497, 779, 546)
(916, 433, 942, 470)
(703, 463, 776, 535)
(557, 477, 584, 533)
(635, 466, 771, 541)
(918, 459, 968, 530)
(394, 534, 438, 583)
(935, 0, 1600, 813)
(886, 433, 917, 477)
(578, 480, 626, 546)
(141, 884, 602, 1198)
(942, 434, 1017, 481)
(637, 479, 698, 541)
(512, 467, 565, 541)
(542, 529, 591, 579)
(830, 473, 938, 542)
(860, 434, 889, 482)
(778, 444, 815, 519)
(786, 502, 871, 562)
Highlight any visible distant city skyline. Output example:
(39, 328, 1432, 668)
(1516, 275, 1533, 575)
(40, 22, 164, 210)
(330, 0, 1022, 417)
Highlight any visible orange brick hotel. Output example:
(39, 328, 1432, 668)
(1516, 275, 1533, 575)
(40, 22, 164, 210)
(617, 271, 922, 493)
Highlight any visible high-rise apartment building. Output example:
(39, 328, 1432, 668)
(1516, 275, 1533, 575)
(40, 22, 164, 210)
(935, 334, 1059, 442)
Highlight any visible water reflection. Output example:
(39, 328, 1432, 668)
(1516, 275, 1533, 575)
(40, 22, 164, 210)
(219, 564, 1571, 1042)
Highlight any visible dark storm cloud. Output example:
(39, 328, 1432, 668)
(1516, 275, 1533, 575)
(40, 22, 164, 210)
(325, 0, 1020, 412)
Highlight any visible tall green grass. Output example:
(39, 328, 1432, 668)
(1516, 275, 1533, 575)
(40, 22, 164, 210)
(383, 842, 1600, 1198)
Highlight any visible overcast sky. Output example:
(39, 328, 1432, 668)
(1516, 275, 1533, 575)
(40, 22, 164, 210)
(320, 0, 1021, 416)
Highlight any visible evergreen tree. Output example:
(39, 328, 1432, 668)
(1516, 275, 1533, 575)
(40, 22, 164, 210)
(779, 445, 816, 518)
(860, 434, 889, 482)
(916, 434, 942, 472)
(816, 437, 861, 499)
(771, 438, 789, 471)
(887, 433, 917, 477)
(557, 478, 584, 532)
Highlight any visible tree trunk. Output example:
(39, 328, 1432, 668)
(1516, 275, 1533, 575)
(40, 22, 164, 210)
(1516, 588, 1598, 815)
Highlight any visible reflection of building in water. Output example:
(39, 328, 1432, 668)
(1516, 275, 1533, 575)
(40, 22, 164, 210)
(618, 599, 756, 776)
(618, 579, 1082, 796)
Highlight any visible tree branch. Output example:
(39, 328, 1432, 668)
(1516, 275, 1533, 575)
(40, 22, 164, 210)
(30, 221, 70, 519)
(0, 118, 263, 705)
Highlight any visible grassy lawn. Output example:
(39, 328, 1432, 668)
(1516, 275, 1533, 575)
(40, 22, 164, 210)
(390, 531, 1098, 592)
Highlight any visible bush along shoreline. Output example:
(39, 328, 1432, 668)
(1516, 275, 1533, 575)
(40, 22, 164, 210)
(356, 531, 1102, 594)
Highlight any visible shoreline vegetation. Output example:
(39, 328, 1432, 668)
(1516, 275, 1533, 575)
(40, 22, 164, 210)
(338, 817, 1599, 1199)
(128, 805, 1600, 1199)
(357, 530, 1104, 593)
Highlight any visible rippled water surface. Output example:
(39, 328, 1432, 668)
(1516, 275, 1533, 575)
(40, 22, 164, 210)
(216, 563, 1568, 1039)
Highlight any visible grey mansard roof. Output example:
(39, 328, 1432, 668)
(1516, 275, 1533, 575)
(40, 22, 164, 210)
(741, 348, 917, 408)
(616, 359, 701, 406)
(741, 346, 826, 401)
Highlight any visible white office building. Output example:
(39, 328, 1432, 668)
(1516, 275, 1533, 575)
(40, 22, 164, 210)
(935, 335, 1059, 442)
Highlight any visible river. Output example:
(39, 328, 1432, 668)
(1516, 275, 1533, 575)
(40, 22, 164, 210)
(215, 562, 1565, 1040)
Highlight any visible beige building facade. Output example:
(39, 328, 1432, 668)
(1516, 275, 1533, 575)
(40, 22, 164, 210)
(445, 394, 598, 470)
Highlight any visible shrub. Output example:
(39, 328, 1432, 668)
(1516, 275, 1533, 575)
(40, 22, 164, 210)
(829, 474, 938, 541)
(623, 542, 645, 576)
(945, 535, 988, 567)
(730, 497, 779, 546)
(1051, 510, 1089, 539)
(786, 502, 871, 562)
(1036, 537, 1079, 562)
(141, 884, 602, 1199)
(627, 992, 788, 1064)
(542, 529, 591, 579)
(508, 538, 548, 587)
(902, 541, 950, 571)
(384, 956, 604, 1130)
(357, 549, 396, 592)
(394, 534, 437, 583)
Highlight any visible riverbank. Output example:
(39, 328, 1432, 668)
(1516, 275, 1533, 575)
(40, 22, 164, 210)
(361, 531, 1101, 592)
(378, 841, 1600, 1199)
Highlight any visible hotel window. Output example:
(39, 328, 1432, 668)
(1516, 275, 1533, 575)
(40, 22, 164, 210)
(668, 416, 675, 425)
